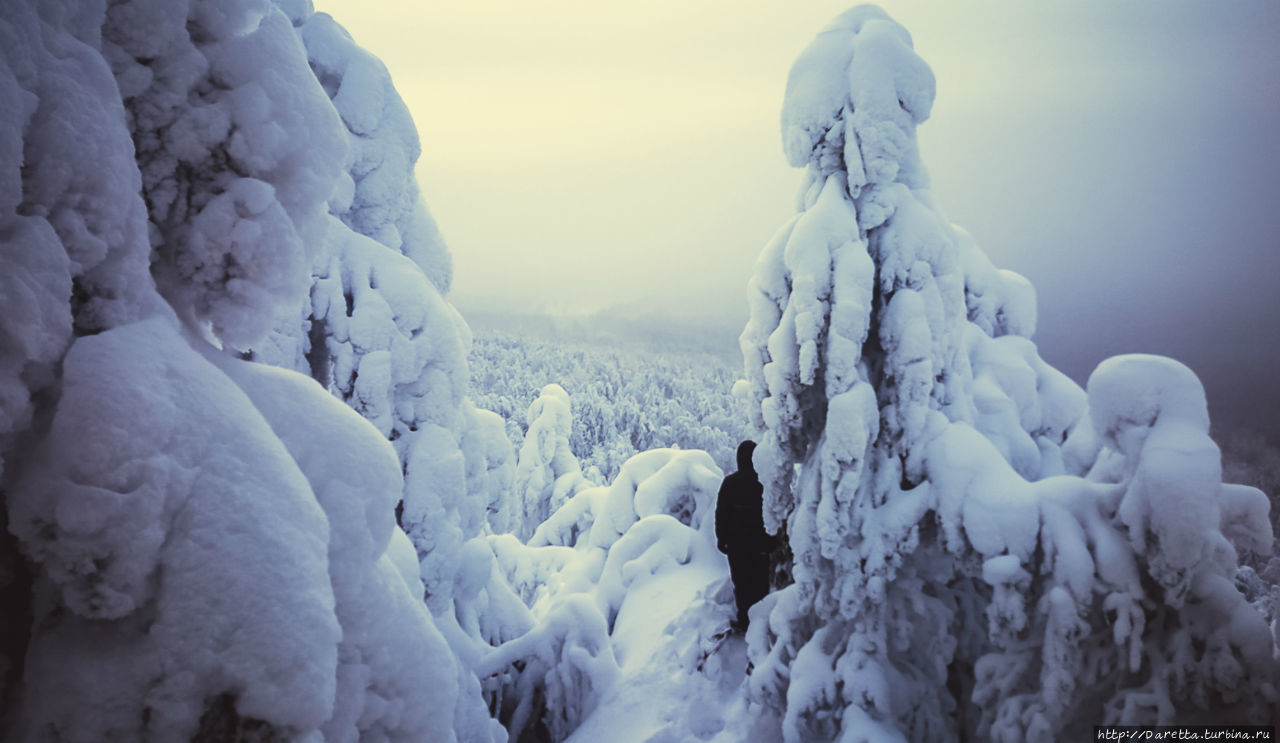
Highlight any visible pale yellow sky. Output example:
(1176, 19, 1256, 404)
(310, 0, 1049, 318)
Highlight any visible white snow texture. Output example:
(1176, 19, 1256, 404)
(739, 5, 1277, 742)
(2, 2, 1276, 743)
(0, 0, 500, 740)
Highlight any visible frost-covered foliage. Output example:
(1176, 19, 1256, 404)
(0, 0, 503, 740)
(514, 384, 596, 541)
(106, 0, 345, 351)
(453, 448, 724, 741)
(738, 6, 1279, 741)
(471, 330, 749, 480)
(301, 12, 453, 293)
(234, 8, 516, 635)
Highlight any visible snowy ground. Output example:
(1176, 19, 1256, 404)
(566, 532, 778, 743)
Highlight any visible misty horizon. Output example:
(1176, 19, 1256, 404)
(317, 0, 1280, 445)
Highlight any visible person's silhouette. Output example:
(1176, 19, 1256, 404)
(715, 440, 773, 632)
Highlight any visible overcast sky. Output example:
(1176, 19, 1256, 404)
(314, 0, 1280, 440)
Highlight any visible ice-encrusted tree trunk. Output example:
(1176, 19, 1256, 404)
(739, 6, 1278, 741)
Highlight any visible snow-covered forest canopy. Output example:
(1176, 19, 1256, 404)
(1, 1, 1277, 742)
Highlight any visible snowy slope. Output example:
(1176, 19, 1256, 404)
(565, 554, 741, 743)
(564, 539, 796, 743)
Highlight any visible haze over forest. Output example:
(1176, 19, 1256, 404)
(317, 0, 1280, 443)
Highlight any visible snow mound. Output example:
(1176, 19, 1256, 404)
(457, 449, 725, 740)
(10, 319, 339, 740)
(218, 351, 464, 743)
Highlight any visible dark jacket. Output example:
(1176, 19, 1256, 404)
(716, 442, 773, 555)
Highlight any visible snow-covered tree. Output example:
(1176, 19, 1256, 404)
(514, 384, 596, 540)
(738, 6, 1278, 741)
(0, 1, 506, 740)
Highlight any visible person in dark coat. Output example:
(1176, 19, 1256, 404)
(716, 440, 773, 632)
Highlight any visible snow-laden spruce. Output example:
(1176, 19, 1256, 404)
(0, 0, 506, 740)
(514, 384, 597, 540)
(738, 5, 1277, 741)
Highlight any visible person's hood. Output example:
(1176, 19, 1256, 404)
(736, 440, 757, 474)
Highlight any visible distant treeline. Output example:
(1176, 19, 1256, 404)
(467, 329, 750, 481)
